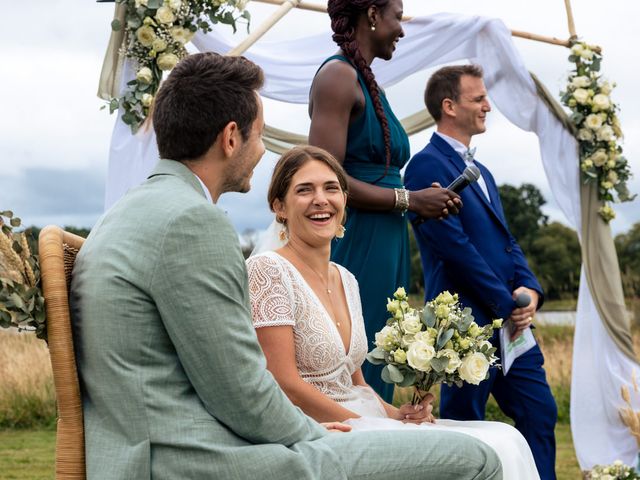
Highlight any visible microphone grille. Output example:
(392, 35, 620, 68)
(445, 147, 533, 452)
(462, 165, 481, 183)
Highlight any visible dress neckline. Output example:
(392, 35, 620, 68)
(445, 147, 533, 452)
(267, 251, 355, 357)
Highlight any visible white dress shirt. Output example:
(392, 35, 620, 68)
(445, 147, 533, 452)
(434, 131, 491, 202)
(194, 174, 214, 204)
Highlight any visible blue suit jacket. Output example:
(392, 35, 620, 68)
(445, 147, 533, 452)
(405, 133, 543, 326)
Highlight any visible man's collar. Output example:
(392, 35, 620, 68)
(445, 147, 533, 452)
(434, 131, 470, 159)
(148, 159, 210, 201)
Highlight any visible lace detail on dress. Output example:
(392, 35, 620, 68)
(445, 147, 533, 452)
(246, 252, 368, 402)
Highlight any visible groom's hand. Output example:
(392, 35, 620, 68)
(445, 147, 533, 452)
(321, 422, 352, 433)
(509, 287, 539, 340)
(399, 393, 436, 424)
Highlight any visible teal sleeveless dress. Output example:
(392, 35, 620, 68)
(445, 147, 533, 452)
(318, 55, 411, 403)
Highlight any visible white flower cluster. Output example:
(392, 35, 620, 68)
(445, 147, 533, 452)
(109, 0, 250, 133)
(586, 460, 639, 480)
(561, 41, 635, 223)
(367, 288, 501, 397)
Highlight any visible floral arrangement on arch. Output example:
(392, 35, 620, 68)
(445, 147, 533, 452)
(108, 0, 250, 133)
(585, 460, 640, 480)
(0, 211, 46, 340)
(366, 288, 501, 404)
(560, 40, 635, 223)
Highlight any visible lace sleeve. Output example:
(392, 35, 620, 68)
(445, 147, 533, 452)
(246, 254, 295, 328)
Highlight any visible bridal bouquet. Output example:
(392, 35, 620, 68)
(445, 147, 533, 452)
(585, 460, 639, 479)
(366, 288, 501, 404)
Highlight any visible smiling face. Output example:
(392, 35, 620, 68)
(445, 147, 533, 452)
(370, 0, 404, 60)
(451, 75, 491, 138)
(274, 159, 347, 248)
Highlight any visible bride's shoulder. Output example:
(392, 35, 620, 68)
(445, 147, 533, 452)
(246, 252, 289, 278)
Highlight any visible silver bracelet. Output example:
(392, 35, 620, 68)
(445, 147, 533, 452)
(393, 188, 410, 215)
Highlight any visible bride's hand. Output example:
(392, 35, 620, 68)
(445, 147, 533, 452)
(397, 393, 436, 424)
(321, 421, 352, 433)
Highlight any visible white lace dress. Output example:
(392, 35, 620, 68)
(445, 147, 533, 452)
(247, 252, 540, 480)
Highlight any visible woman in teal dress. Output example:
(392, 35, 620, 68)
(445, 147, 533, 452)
(308, 0, 461, 402)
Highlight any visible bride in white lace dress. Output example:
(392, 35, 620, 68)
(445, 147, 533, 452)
(247, 146, 541, 480)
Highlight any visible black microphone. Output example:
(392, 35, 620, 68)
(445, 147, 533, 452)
(446, 165, 481, 194)
(515, 293, 531, 308)
(411, 165, 481, 227)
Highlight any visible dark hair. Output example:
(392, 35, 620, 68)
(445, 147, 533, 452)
(424, 64, 484, 122)
(268, 145, 349, 220)
(328, 0, 392, 172)
(153, 52, 264, 161)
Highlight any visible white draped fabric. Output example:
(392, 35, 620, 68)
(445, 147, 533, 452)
(104, 12, 638, 468)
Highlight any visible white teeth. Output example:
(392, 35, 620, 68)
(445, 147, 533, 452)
(309, 213, 331, 220)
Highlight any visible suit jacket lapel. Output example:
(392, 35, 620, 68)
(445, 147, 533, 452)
(148, 158, 208, 199)
(430, 133, 508, 231)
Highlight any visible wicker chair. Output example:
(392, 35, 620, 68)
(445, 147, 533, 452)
(39, 226, 86, 480)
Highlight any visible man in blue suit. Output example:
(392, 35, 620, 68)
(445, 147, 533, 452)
(405, 65, 557, 479)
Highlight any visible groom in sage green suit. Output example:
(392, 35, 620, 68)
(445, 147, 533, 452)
(70, 53, 502, 479)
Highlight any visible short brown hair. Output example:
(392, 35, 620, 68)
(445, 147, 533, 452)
(268, 145, 348, 220)
(153, 53, 264, 161)
(424, 65, 483, 122)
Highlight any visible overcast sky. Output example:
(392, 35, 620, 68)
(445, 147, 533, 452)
(1, 0, 638, 237)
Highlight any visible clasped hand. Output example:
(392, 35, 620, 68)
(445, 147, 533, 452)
(410, 183, 462, 220)
(393, 392, 436, 424)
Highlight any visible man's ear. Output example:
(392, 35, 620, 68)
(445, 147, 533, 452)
(220, 121, 240, 158)
(441, 98, 456, 118)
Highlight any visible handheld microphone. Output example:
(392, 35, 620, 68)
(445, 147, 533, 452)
(446, 165, 481, 194)
(515, 293, 531, 308)
(411, 165, 481, 227)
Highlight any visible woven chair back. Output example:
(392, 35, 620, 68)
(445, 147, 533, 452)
(39, 226, 86, 480)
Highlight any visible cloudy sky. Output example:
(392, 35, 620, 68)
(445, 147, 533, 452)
(1, 0, 638, 237)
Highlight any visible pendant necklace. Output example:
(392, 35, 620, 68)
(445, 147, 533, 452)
(287, 244, 341, 327)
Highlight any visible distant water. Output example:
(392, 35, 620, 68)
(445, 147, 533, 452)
(536, 311, 576, 326)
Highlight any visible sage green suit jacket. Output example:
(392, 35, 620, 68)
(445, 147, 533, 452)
(71, 159, 502, 480)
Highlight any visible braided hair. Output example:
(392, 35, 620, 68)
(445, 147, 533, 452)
(328, 0, 392, 177)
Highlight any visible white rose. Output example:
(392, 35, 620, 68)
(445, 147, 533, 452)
(580, 48, 594, 60)
(437, 349, 462, 374)
(151, 38, 167, 52)
(375, 325, 401, 351)
(157, 52, 179, 71)
(570, 75, 590, 89)
(141, 93, 154, 107)
(170, 26, 194, 45)
(136, 66, 153, 84)
(590, 149, 608, 167)
(601, 181, 613, 190)
(570, 43, 584, 56)
(468, 322, 481, 338)
(572, 88, 589, 105)
(592, 94, 611, 112)
(596, 125, 615, 142)
(387, 298, 400, 314)
(414, 329, 436, 346)
(155, 6, 176, 24)
(401, 314, 423, 335)
(401, 333, 415, 348)
(136, 25, 156, 47)
(608, 170, 619, 184)
(168, 0, 182, 10)
(406, 341, 435, 372)
(600, 81, 613, 95)
(459, 353, 490, 385)
(435, 303, 450, 319)
(577, 128, 593, 141)
(585, 114, 603, 131)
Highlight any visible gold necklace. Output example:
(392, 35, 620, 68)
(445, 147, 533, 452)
(287, 244, 343, 329)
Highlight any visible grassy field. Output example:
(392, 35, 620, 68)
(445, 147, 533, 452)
(0, 324, 623, 478)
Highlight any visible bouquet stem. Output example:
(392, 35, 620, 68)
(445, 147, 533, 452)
(411, 381, 434, 405)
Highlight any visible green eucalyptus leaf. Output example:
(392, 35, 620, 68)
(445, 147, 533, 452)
(0, 211, 14, 219)
(397, 370, 417, 387)
(430, 356, 449, 373)
(422, 306, 435, 328)
(147, 0, 162, 9)
(381, 365, 393, 384)
(437, 328, 454, 349)
(10, 218, 21, 227)
(111, 19, 122, 31)
(365, 353, 386, 366)
(368, 347, 386, 360)
(387, 364, 404, 383)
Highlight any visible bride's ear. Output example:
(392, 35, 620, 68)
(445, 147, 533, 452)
(272, 199, 286, 220)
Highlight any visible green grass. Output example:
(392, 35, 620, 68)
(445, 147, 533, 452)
(0, 425, 581, 479)
(0, 429, 55, 480)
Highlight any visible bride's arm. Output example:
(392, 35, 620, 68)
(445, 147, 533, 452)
(351, 369, 435, 423)
(256, 325, 361, 423)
